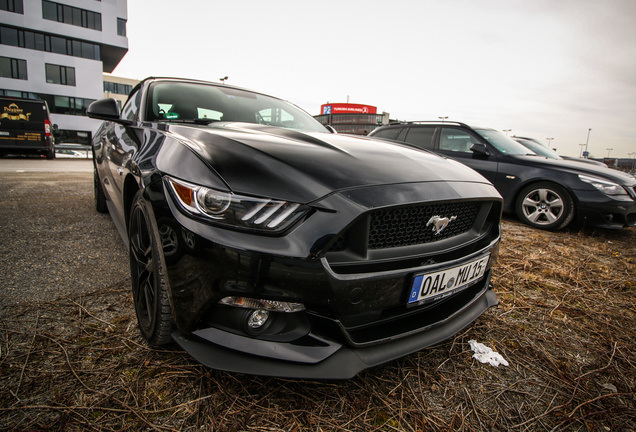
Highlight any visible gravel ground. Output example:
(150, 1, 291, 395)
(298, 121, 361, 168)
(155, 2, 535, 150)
(1, 170, 634, 431)
(0, 171, 129, 305)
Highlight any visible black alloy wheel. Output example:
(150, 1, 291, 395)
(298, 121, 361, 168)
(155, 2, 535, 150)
(515, 182, 574, 231)
(129, 190, 174, 345)
(94, 169, 108, 213)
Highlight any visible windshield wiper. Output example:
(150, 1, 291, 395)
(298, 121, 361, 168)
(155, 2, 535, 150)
(158, 118, 218, 125)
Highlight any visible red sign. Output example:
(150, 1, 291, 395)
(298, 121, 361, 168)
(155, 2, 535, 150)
(321, 103, 377, 115)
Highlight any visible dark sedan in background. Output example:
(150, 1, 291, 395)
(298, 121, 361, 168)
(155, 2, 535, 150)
(87, 78, 503, 379)
(369, 121, 636, 231)
(512, 136, 608, 168)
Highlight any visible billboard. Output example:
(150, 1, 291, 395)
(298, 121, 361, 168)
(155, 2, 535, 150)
(321, 103, 377, 115)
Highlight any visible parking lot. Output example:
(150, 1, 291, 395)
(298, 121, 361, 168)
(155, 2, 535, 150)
(0, 159, 635, 431)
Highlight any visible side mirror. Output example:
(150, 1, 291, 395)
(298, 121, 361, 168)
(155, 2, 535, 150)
(324, 125, 337, 134)
(87, 98, 133, 125)
(470, 143, 489, 155)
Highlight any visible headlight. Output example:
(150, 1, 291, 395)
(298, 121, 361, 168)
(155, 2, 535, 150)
(579, 175, 628, 196)
(166, 177, 310, 232)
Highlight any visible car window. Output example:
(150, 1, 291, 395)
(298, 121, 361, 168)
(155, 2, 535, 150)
(146, 82, 327, 132)
(372, 127, 402, 140)
(121, 88, 141, 121)
(439, 128, 480, 153)
(404, 127, 435, 149)
(516, 139, 561, 159)
(475, 129, 535, 155)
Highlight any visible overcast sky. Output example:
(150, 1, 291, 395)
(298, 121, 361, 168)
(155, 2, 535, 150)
(113, 0, 636, 159)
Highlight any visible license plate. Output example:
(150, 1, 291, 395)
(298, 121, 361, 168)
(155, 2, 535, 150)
(408, 254, 490, 305)
(0, 131, 9, 136)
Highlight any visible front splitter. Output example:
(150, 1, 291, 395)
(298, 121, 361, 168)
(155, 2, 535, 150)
(172, 288, 499, 379)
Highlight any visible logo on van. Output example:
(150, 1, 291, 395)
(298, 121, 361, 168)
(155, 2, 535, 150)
(1, 103, 31, 121)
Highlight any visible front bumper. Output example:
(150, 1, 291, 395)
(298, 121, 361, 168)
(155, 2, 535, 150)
(173, 276, 498, 379)
(574, 190, 636, 229)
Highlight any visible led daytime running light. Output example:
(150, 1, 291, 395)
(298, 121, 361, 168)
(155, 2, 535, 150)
(166, 176, 309, 232)
(219, 296, 305, 313)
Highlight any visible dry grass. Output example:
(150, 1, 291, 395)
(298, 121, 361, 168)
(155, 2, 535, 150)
(1, 220, 635, 431)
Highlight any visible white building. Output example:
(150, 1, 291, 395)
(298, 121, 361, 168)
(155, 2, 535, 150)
(0, 0, 128, 145)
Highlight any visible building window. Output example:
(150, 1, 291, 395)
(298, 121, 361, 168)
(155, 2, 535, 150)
(0, 0, 23, 13)
(0, 26, 18, 46)
(0, 56, 27, 80)
(42, 1, 102, 31)
(0, 25, 101, 61)
(103, 81, 132, 95)
(117, 18, 126, 36)
(0, 89, 95, 116)
(45, 64, 75, 86)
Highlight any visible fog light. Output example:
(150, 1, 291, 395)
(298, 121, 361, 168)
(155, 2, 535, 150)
(248, 309, 269, 328)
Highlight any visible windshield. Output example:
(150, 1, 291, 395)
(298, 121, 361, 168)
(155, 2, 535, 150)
(515, 139, 562, 159)
(475, 129, 537, 155)
(146, 82, 327, 133)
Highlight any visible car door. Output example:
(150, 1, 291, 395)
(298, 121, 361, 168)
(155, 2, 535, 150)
(435, 127, 499, 185)
(104, 88, 143, 222)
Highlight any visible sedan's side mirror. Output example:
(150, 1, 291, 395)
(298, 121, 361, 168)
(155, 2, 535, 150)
(87, 98, 133, 125)
(470, 143, 489, 155)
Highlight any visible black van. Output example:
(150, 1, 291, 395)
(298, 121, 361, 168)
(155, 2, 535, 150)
(0, 97, 55, 159)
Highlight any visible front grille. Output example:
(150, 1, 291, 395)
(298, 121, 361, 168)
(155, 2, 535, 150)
(367, 201, 480, 249)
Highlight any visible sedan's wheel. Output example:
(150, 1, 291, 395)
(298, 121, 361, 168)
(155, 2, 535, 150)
(157, 218, 184, 264)
(181, 228, 198, 251)
(516, 182, 574, 231)
(129, 191, 174, 345)
(159, 222, 179, 256)
(94, 169, 108, 213)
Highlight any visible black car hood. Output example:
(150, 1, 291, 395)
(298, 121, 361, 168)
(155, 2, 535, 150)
(509, 155, 636, 185)
(166, 122, 491, 203)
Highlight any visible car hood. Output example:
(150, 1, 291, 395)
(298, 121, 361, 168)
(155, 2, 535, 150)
(508, 155, 636, 186)
(165, 122, 493, 203)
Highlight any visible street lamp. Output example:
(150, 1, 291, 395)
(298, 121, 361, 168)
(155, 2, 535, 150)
(220, 76, 228, 84)
(439, 116, 448, 124)
(579, 143, 586, 157)
(607, 148, 613, 158)
(546, 138, 554, 149)
(584, 128, 592, 158)
(503, 129, 511, 136)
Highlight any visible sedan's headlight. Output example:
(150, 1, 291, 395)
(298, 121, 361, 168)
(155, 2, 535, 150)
(166, 177, 310, 232)
(578, 175, 628, 196)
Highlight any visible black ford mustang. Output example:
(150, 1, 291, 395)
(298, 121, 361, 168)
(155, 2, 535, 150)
(88, 77, 503, 379)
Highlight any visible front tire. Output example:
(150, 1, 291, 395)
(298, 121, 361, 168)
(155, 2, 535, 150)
(129, 190, 174, 345)
(515, 182, 574, 231)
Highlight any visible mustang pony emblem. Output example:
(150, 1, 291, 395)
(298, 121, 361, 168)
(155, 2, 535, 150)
(426, 215, 457, 235)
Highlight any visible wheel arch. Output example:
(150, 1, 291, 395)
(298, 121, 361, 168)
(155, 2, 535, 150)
(123, 173, 141, 232)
